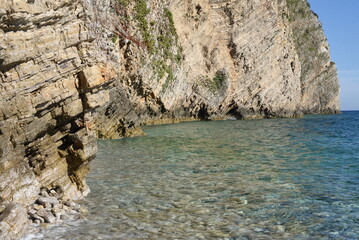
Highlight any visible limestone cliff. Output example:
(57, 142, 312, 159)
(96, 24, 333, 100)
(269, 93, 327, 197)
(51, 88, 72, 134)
(286, 0, 340, 113)
(0, 0, 339, 238)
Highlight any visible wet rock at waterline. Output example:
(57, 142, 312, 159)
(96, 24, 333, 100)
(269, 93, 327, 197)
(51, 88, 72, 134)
(25, 187, 84, 237)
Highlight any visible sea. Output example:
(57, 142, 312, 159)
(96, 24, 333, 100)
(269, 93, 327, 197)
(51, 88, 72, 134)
(26, 111, 359, 239)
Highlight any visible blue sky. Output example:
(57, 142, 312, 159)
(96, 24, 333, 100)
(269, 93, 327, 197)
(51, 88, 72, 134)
(308, 0, 359, 110)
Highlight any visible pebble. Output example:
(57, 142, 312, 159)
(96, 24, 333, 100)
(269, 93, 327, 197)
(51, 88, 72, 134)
(73, 204, 81, 211)
(276, 225, 285, 233)
(53, 203, 62, 209)
(29, 213, 45, 223)
(28, 209, 37, 215)
(37, 197, 59, 206)
(33, 219, 41, 225)
(52, 208, 65, 218)
(28, 188, 84, 227)
(254, 227, 265, 232)
(32, 204, 43, 211)
(79, 207, 89, 215)
(44, 202, 52, 210)
(36, 208, 48, 218)
(49, 190, 57, 197)
(43, 213, 56, 223)
(314, 212, 331, 217)
(40, 190, 49, 197)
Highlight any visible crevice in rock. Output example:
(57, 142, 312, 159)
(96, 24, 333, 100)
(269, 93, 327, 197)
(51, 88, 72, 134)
(260, 105, 275, 118)
(223, 5, 235, 25)
(9, 135, 17, 148)
(197, 103, 210, 120)
(26, 147, 46, 176)
(195, 5, 202, 15)
(116, 119, 130, 137)
(202, 46, 209, 58)
(227, 101, 244, 119)
(0, 60, 27, 74)
(239, 53, 250, 73)
(228, 38, 238, 60)
(156, 98, 167, 114)
(76, 71, 88, 121)
(291, 61, 295, 73)
(63, 133, 91, 192)
(34, 96, 74, 118)
(123, 42, 134, 71)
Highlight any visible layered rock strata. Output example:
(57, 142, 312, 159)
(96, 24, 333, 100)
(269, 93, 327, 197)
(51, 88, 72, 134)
(0, 0, 339, 238)
(286, 0, 340, 113)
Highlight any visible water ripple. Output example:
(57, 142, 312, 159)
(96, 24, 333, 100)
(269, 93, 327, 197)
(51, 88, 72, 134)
(32, 112, 359, 239)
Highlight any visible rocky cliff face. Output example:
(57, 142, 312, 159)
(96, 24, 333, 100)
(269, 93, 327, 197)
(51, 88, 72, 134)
(0, 0, 339, 238)
(286, 0, 340, 113)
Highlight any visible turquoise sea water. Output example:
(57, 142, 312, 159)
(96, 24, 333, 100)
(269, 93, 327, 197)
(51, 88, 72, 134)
(31, 112, 358, 239)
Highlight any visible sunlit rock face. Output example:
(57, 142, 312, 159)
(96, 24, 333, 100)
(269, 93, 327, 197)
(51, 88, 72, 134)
(0, 0, 339, 238)
(285, 0, 340, 113)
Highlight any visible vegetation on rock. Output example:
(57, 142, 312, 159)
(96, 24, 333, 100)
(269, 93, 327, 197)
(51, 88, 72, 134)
(134, 0, 154, 52)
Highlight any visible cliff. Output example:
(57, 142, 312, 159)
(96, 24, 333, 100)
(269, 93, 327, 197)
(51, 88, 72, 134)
(0, 0, 339, 238)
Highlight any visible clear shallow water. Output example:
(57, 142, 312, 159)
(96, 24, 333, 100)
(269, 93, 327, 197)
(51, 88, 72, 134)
(31, 112, 359, 239)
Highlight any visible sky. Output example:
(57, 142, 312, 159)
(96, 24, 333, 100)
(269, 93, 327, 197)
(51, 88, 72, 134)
(307, 0, 359, 110)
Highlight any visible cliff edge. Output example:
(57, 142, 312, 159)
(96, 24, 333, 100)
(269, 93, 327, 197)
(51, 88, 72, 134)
(0, 0, 339, 238)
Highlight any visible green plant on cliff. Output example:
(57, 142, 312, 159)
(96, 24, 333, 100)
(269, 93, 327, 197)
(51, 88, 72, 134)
(118, 0, 130, 7)
(111, 35, 118, 43)
(134, 0, 155, 52)
(130, 3, 181, 91)
(164, 8, 177, 38)
(162, 68, 174, 90)
(286, 0, 311, 21)
(213, 70, 226, 88)
(157, 35, 173, 58)
(153, 60, 167, 79)
(154, 8, 182, 91)
(153, 59, 175, 91)
(155, 8, 179, 56)
(198, 70, 227, 93)
(210, 70, 227, 92)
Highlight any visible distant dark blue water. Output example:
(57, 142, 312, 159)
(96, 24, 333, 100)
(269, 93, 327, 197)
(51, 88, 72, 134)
(30, 112, 359, 239)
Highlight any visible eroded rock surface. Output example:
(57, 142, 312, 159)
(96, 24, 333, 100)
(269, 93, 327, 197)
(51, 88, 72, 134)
(0, 0, 339, 238)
